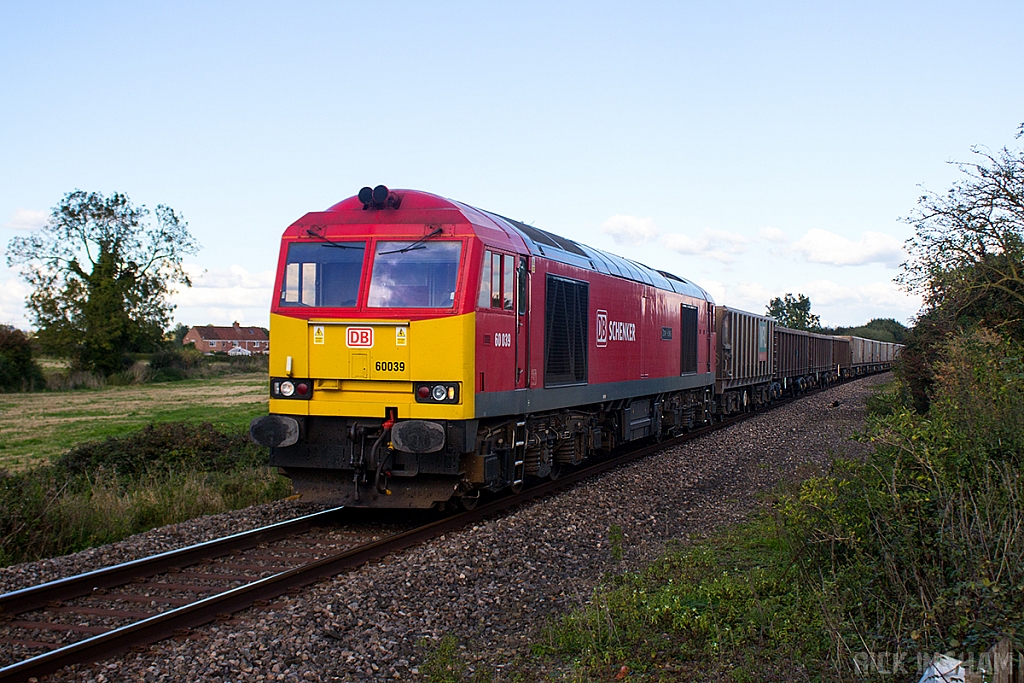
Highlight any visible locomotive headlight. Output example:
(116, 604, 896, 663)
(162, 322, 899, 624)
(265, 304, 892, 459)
(414, 382, 459, 404)
(271, 377, 312, 400)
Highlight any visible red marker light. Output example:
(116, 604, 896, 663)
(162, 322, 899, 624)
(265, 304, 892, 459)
(417, 386, 430, 399)
(296, 382, 309, 396)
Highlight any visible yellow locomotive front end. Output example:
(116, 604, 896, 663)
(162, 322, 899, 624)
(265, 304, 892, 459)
(250, 189, 485, 508)
(267, 312, 474, 422)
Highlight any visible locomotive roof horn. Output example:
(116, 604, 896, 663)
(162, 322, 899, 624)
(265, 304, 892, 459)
(358, 185, 402, 210)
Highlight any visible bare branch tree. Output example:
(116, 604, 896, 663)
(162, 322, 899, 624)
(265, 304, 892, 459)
(899, 143, 1024, 331)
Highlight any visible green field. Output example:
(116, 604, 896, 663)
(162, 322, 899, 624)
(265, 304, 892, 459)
(0, 374, 269, 471)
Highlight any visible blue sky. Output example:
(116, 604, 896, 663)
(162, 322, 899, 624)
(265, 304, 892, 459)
(2, 1, 1022, 329)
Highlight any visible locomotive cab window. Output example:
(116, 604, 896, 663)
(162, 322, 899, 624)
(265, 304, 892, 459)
(477, 249, 515, 311)
(368, 240, 462, 308)
(280, 241, 365, 308)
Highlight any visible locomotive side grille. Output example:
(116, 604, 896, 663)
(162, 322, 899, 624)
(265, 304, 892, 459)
(681, 304, 698, 375)
(544, 275, 589, 386)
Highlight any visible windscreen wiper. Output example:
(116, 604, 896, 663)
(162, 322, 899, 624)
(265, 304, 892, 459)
(379, 227, 443, 255)
(304, 227, 364, 249)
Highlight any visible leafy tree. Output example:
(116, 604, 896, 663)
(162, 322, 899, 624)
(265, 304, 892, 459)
(831, 318, 909, 343)
(862, 318, 908, 343)
(6, 191, 199, 375)
(766, 293, 821, 330)
(899, 129, 1024, 339)
(0, 326, 44, 391)
(896, 125, 1024, 411)
(169, 323, 191, 347)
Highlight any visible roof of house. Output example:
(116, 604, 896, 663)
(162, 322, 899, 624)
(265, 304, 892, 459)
(188, 323, 269, 342)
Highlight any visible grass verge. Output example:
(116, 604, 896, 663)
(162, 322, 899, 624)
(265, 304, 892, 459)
(0, 421, 290, 567)
(532, 512, 829, 682)
(0, 372, 268, 471)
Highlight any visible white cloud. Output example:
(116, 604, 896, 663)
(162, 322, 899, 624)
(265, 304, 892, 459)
(170, 264, 275, 325)
(601, 214, 659, 246)
(699, 279, 774, 312)
(791, 229, 904, 268)
(4, 209, 47, 231)
(759, 227, 789, 243)
(180, 264, 275, 292)
(801, 279, 919, 310)
(661, 228, 749, 263)
(0, 275, 32, 328)
(801, 279, 922, 326)
(696, 277, 921, 327)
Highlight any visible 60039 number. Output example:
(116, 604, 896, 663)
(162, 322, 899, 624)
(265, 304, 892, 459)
(375, 361, 405, 372)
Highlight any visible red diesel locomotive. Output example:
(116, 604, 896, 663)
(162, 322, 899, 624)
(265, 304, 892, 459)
(250, 187, 718, 508)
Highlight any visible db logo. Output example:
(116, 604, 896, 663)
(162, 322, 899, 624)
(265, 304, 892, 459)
(346, 327, 374, 348)
(596, 310, 608, 348)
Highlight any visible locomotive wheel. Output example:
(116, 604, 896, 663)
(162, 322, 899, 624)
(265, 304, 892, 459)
(548, 461, 563, 481)
(458, 494, 481, 511)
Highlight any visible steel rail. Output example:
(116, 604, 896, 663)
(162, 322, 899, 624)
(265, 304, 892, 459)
(0, 506, 346, 617)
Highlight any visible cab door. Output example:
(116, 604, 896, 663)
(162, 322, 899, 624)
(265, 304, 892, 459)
(515, 256, 529, 390)
(477, 249, 518, 394)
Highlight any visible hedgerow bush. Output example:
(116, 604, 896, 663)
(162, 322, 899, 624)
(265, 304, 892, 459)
(148, 346, 206, 381)
(0, 422, 290, 567)
(537, 331, 1024, 680)
(39, 348, 268, 389)
(0, 325, 44, 391)
(784, 328, 1024, 662)
(55, 422, 267, 476)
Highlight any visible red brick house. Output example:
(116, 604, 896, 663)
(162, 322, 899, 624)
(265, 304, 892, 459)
(182, 322, 270, 354)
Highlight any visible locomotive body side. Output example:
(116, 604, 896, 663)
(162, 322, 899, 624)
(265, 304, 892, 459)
(475, 253, 716, 415)
(452, 206, 720, 497)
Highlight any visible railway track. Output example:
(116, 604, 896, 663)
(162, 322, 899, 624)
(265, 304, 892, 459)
(0, 382, 847, 683)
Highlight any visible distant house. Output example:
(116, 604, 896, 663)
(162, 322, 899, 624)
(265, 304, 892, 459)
(182, 322, 269, 355)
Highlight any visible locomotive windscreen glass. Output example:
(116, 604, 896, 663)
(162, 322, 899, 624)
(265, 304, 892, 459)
(280, 241, 365, 308)
(368, 241, 462, 308)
